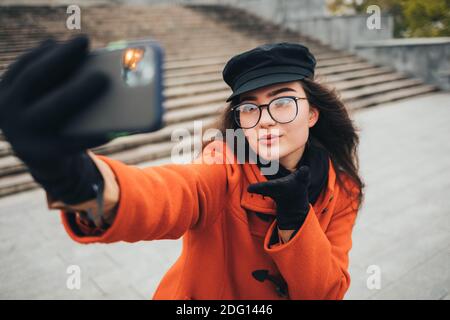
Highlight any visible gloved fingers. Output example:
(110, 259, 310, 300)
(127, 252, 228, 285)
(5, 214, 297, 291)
(11, 35, 90, 101)
(21, 71, 110, 132)
(0, 38, 57, 87)
(9, 135, 63, 165)
(247, 180, 282, 198)
(8, 121, 111, 163)
(12, 133, 109, 165)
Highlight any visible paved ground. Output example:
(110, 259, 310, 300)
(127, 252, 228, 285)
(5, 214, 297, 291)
(345, 92, 450, 300)
(0, 92, 449, 299)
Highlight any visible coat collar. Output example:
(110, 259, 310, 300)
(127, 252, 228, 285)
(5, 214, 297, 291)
(240, 158, 336, 216)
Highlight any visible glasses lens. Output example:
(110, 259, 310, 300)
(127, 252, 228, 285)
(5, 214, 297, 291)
(235, 104, 260, 128)
(269, 97, 298, 123)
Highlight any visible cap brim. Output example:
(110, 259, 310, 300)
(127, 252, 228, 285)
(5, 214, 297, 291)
(226, 73, 308, 102)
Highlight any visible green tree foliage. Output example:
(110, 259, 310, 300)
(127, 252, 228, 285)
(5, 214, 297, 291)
(326, 0, 450, 37)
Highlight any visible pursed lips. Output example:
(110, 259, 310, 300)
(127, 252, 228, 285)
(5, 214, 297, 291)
(259, 134, 282, 145)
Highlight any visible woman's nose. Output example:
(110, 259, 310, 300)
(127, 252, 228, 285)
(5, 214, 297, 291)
(259, 107, 276, 127)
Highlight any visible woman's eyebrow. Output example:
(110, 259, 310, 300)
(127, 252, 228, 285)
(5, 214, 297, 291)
(267, 87, 297, 97)
(240, 87, 297, 102)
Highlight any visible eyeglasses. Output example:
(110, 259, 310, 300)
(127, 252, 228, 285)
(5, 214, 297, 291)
(231, 96, 307, 129)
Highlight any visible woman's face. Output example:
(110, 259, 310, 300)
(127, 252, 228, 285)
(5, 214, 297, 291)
(238, 81, 319, 171)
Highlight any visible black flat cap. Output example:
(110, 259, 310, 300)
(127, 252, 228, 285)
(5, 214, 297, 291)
(223, 42, 316, 102)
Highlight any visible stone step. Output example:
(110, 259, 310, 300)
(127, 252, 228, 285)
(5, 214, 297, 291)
(166, 65, 393, 88)
(348, 84, 438, 110)
(164, 55, 364, 97)
(0, 171, 37, 199)
(0, 155, 24, 178)
(333, 72, 409, 91)
(164, 60, 375, 82)
(165, 91, 230, 111)
(343, 78, 425, 102)
(164, 52, 357, 71)
(169, 51, 353, 64)
(0, 141, 10, 157)
(165, 103, 224, 125)
(165, 66, 393, 99)
(322, 66, 393, 83)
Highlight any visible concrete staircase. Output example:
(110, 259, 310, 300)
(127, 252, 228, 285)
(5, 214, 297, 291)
(0, 4, 438, 198)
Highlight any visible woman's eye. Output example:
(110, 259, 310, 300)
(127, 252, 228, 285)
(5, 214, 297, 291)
(273, 98, 291, 108)
(240, 105, 258, 113)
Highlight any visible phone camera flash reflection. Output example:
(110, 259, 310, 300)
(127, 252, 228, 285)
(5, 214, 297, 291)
(122, 47, 155, 87)
(123, 48, 144, 70)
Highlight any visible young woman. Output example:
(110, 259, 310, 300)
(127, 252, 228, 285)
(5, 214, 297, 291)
(0, 37, 364, 300)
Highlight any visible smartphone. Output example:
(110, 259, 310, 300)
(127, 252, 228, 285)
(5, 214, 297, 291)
(61, 39, 164, 140)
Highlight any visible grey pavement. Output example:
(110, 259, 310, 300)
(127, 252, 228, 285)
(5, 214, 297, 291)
(345, 92, 450, 300)
(0, 92, 449, 299)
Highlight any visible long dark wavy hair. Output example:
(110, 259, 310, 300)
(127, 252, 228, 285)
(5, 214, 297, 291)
(202, 77, 365, 208)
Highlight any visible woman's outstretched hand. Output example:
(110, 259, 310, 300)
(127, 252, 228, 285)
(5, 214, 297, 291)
(0, 36, 111, 211)
(247, 165, 311, 234)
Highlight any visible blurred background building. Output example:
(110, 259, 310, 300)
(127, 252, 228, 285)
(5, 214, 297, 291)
(0, 0, 449, 300)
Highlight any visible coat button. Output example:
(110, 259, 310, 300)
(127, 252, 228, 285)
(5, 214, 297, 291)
(329, 195, 334, 202)
(252, 270, 288, 298)
(322, 207, 328, 214)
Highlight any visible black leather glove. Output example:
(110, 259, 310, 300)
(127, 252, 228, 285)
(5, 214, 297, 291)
(0, 35, 111, 205)
(248, 165, 311, 230)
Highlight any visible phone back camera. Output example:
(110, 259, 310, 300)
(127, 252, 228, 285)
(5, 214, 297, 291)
(121, 47, 155, 87)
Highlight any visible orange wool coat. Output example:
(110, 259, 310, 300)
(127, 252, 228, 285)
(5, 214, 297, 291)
(60, 141, 360, 300)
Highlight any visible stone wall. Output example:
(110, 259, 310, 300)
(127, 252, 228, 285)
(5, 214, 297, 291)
(295, 14, 394, 52)
(356, 38, 450, 90)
